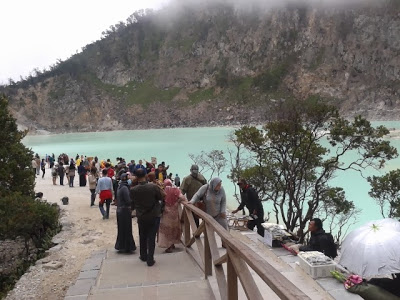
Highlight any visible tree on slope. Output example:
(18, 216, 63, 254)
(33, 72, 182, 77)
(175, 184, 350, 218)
(0, 94, 35, 197)
(232, 97, 397, 241)
(368, 169, 400, 218)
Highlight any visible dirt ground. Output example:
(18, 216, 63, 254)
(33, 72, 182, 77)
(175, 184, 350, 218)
(5, 170, 134, 300)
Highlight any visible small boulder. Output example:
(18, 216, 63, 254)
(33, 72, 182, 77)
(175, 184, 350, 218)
(42, 261, 64, 270)
(81, 238, 94, 244)
(47, 245, 63, 253)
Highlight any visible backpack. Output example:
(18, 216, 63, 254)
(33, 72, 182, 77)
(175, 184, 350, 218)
(323, 232, 338, 259)
(61, 196, 69, 205)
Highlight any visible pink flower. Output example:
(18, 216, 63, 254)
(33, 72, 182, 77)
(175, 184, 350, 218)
(344, 275, 363, 290)
(349, 275, 363, 284)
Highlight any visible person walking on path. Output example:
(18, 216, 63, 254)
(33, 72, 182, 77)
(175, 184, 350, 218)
(40, 159, 46, 178)
(78, 163, 87, 187)
(158, 179, 186, 253)
(189, 177, 228, 231)
(35, 154, 40, 176)
(231, 178, 265, 237)
(57, 163, 65, 185)
(180, 165, 207, 227)
(65, 164, 70, 185)
(32, 157, 38, 177)
(88, 169, 97, 206)
(174, 174, 180, 187)
(68, 163, 76, 187)
(115, 173, 137, 253)
(51, 164, 58, 185)
(130, 169, 163, 266)
(48, 155, 54, 169)
(96, 169, 113, 219)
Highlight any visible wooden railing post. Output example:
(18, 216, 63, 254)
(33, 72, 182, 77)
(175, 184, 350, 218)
(204, 226, 212, 278)
(183, 207, 190, 246)
(227, 254, 238, 300)
(182, 202, 310, 300)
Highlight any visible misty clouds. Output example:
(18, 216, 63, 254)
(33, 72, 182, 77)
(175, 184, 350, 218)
(168, 0, 377, 10)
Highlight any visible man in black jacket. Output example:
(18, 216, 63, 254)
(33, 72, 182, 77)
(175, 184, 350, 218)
(232, 179, 264, 237)
(298, 218, 337, 258)
(130, 169, 164, 266)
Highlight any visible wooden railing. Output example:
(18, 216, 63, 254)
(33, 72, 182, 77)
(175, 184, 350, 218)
(179, 203, 310, 300)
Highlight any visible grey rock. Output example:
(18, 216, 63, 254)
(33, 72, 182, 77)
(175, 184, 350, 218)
(81, 238, 94, 245)
(51, 237, 65, 245)
(42, 261, 64, 270)
(47, 244, 63, 253)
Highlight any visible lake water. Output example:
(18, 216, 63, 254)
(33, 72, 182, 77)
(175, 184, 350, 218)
(23, 122, 400, 233)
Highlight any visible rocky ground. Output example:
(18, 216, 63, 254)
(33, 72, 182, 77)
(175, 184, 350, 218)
(5, 171, 135, 300)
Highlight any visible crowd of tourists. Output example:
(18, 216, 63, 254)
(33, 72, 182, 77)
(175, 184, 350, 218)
(32, 153, 235, 266)
(34, 152, 328, 269)
(31, 152, 400, 298)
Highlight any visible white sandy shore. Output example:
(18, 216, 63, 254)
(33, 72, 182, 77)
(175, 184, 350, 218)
(5, 170, 136, 300)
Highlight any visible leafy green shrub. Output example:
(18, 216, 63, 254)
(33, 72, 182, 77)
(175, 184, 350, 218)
(0, 194, 60, 296)
(0, 193, 60, 246)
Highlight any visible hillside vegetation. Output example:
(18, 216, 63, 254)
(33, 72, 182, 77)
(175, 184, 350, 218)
(1, 0, 399, 132)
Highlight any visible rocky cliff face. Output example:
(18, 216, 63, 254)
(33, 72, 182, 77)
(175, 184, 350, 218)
(1, 0, 399, 133)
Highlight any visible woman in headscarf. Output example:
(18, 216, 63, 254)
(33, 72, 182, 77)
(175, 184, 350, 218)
(158, 179, 186, 253)
(115, 173, 136, 253)
(189, 177, 228, 230)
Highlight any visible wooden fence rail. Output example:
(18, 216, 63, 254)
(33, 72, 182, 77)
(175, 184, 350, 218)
(179, 203, 310, 300)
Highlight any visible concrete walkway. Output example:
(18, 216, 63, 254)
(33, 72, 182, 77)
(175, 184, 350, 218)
(65, 245, 215, 300)
(64, 229, 362, 300)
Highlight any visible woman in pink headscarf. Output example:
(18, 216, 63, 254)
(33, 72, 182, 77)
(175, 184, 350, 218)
(158, 179, 187, 253)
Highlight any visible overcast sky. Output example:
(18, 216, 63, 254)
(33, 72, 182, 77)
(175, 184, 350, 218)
(0, 0, 168, 84)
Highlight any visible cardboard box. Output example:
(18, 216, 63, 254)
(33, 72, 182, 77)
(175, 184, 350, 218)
(262, 229, 285, 247)
(261, 223, 290, 247)
(298, 252, 336, 279)
(263, 229, 273, 246)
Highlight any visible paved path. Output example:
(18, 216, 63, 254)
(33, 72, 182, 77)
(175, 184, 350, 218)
(64, 229, 362, 300)
(65, 245, 214, 300)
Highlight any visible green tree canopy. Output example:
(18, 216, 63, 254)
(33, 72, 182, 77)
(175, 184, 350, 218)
(232, 97, 397, 241)
(368, 169, 400, 218)
(0, 94, 35, 197)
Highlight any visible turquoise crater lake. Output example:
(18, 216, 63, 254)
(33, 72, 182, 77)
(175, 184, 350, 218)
(22, 123, 400, 234)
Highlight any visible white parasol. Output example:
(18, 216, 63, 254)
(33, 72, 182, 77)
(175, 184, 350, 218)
(364, 218, 400, 232)
(339, 218, 400, 278)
